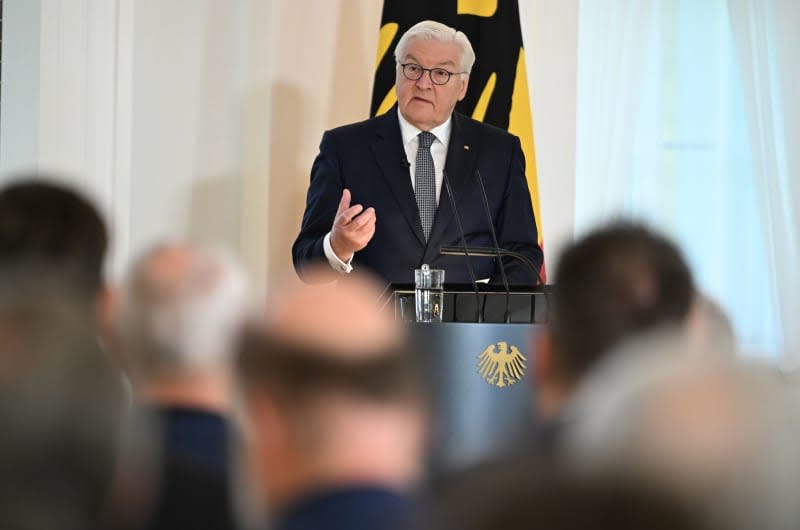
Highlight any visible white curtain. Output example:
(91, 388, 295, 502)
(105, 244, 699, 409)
(574, 0, 657, 230)
(727, 0, 800, 364)
(575, 0, 797, 361)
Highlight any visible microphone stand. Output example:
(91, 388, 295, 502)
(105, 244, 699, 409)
(474, 169, 512, 323)
(442, 170, 483, 323)
(439, 245, 550, 322)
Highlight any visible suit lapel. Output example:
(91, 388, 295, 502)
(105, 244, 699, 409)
(424, 112, 480, 263)
(370, 107, 426, 247)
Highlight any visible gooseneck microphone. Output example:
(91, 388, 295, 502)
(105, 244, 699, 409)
(442, 169, 482, 323)
(439, 245, 550, 322)
(474, 169, 512, 323)
(439, 246, 546, 287)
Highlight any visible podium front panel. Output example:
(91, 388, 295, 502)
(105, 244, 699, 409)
(409, 322, 543, 475)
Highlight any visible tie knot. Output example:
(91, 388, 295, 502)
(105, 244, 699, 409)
(418, 131, 435, 149)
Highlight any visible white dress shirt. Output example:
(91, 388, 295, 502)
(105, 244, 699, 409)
(323, 111, 453, 273)
(398, 111, 452, 206)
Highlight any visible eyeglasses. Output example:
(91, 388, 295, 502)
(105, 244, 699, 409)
(399, 63, 468, 86)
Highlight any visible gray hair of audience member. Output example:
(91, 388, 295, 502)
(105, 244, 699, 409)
(562, 329, 800, 530)
(119, 243, 249, 378)
(394, 20, 476, 73)
(0, 273, 125, 530)
(687, 292, 737, 357)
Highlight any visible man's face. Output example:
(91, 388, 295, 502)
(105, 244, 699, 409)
(395, 37, 469, 131)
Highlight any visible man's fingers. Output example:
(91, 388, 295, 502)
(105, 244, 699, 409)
(333, 201, 374, 256)
(336, 188, 351, 215)
(355, 222, 376, 239)
(337, 204, 364, 225)
(349, 207, 375, 230)
(352, 215, 376, 242)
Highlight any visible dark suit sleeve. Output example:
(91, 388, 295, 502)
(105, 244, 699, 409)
(493, 136, 544, 285)
(292, 131, 344, 280)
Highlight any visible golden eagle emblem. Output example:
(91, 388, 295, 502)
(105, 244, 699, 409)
(477, 341, 527, 388)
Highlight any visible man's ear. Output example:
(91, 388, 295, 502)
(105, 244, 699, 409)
(95, 283, 123, 361)
(530, 326, 567, 421)
(238, 392, 293, 507)
(532, 327, 556, 388)
(248, 393, 286, 446)
(457, 74, 469, 101)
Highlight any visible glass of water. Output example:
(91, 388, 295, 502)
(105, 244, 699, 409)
(415, 264, 445, 323)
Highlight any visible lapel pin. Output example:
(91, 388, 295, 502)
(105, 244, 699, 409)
(464, 145, 470, 150)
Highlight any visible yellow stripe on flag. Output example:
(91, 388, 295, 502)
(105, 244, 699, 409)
(375, 23, 399, 70)
(457, 0, 498, 17)
(374, 23, 399, 116)
(471, 73, 497, 122)
(507, 48, 542, 246)
(375, 89, 397, 117)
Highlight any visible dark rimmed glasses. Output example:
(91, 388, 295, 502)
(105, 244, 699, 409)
(399, 63, 468, 85)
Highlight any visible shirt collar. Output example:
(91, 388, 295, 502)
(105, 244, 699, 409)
(397, 109, 452, 149)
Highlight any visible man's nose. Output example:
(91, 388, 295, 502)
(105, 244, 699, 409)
(415, 71, 434, 89)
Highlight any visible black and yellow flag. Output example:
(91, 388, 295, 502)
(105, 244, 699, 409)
(370, 0, 544, 277)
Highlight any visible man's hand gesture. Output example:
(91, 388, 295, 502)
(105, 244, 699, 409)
(330, 189, 376, 262)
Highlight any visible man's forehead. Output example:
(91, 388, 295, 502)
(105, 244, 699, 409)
(401, 39, 461, 66)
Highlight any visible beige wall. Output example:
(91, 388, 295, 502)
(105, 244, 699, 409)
(266, 0, 382, 282)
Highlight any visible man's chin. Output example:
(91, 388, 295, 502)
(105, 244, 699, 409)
(400, 108, 438, 130)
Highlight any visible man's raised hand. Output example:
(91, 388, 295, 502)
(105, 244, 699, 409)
(329, 189, 376, 262)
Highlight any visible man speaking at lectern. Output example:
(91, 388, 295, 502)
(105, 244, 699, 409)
(293, 20, 543, 286)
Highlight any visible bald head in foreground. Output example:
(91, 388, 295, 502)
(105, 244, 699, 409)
(236, 269, 426, 530)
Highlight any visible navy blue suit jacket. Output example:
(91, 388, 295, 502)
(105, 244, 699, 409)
(292, 107, 543, 286)
(274, 485, 412, 530)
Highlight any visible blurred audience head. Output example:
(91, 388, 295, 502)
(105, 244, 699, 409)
(236, 268, 425, 511)
(0, 272, 125, 530)
(119, 243, 249, 410)
(534, 221, 694, 419)
(0, 177, 108, 300)
(563, 331, 800, 530)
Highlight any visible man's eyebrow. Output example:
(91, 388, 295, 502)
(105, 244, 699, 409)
(403, 54, 457, 68)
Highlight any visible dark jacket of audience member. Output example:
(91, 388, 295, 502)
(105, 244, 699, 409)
(432, 459, 710, 530)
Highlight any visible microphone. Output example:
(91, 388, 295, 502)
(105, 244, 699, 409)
(442, 169, 483, 322)
(439, 245, 549, 322)
(439, 246, 547, 288)
(401, 157, 410, 168)
(474, 169, 512, 323)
